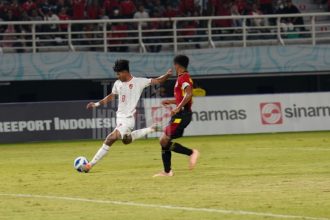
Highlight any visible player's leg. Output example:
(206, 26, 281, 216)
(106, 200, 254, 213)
(153, 133, 174, 177)
(169, 112, 199, 170)
(84, 129, 121, 172)
(122, 124, 161, 145)
(154, 113, 199, 176)
(129, 124, 162, 143)
(119, 116, 148, 145)
(154, 117, 180, 177)
(157, 131, 199, 173)
(85, 117, 129, 172)
(170, 140, 199, 170)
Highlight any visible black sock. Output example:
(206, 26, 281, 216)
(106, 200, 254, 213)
(171, 142, 193, 156)
(161, 149, 172, 173)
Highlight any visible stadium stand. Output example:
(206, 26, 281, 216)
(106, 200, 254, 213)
(0, 0, 329, 53)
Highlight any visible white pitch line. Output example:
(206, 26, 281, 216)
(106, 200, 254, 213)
(0, 193, 329, 220)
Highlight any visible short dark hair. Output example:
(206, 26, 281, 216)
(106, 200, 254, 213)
(174, 55, 189, 69)
(113, 59, 129, 72)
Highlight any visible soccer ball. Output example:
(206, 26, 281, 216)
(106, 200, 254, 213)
(74, 156, 89, 172)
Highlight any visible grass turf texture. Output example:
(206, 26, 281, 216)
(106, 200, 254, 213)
(0, 132, 330, 220)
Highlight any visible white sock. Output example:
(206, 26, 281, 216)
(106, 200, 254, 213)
(131, 127, 154, 141)
(90, 144, 110, 166)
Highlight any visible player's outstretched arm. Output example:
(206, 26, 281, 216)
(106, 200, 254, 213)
(150, 69, 173, 85)
(86, 93, 116, 109)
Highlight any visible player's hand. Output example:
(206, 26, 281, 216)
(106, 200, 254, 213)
(171, 107, 180, 116)
(166, 68, 173, 76)
(161, 100, 172, 106)
(86, 102, 97, 109)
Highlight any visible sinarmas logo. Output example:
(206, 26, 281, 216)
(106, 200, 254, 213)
(260, 102, 283, 125)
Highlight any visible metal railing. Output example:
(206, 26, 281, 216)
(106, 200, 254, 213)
(0, 12, 330, 53)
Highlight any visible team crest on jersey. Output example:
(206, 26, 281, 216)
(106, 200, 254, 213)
(129, 84, 133, 89)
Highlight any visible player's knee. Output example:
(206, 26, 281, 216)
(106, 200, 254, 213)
(159, 138, 166, 147)
(122, 134, 132, 145)
(105, 132, 119, 145)
(160, 139, 170, 150)
(104, 138, 115, 146)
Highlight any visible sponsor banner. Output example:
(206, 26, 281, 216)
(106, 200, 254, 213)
(0, 101, 145, 143)
(143, 92, 330, 136)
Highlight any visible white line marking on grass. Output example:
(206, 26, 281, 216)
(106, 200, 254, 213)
(0, 193, 328, 220)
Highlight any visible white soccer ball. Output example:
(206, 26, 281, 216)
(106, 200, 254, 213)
(74, 156, 89, 172)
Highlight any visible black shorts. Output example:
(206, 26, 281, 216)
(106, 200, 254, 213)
(164, 111, 192, 139)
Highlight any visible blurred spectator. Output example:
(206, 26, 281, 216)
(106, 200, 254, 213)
(231, 4, 242, 27)
(134, 5, 149, 28)
(28, 9, 42, 44)
(314, 0, 327, 9)
(179, 0, 196, 16)
(9, 0, 22, 20)
(258, 0, 273, 14)
(22, 0, 37, 15)
(31, 9, 42, 22)
(108, 22, 129, 52)
(71, 0, 86, 20)
(280, 19, 294, 33)
(103, 0, 120, 17)
(44, 9, 59, 32)
(96, 8, 109, 32)
(110, 8, 122, 19)
(58, 7, 70, 31)
(274, 0, 286, 14)
(249, 3, 266, 27)
(154, 0, 165, 16)
(236, 0, 248, 15)
(0, 16, 4, 42)
(179, 20, 200, 48)
(38, 0, 51, 18)
(98, 8, 109, 20)
(82, 23, 96, 48)
(2, 24, 16, 48)
(213, 2, 232, 30)
(207, 0, 219, 16)
(87, 0, 99, 19)
(119, 0, 136, 18)
(163, 4, 177, 17)
(3, 8, 16, 21)
(143, 0, 154, 13)
(283, 0, 306, 31)
(57, 0, 71, 13)
(0, 2, 5, 20)
(148, 10, 162, 52)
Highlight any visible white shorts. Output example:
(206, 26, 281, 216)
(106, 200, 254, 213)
(115, 116, 135, 139)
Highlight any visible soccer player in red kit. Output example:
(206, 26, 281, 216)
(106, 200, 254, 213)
(154, 55, 199, 177)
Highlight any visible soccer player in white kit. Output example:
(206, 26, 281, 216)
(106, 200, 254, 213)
(84, 59, 172, 172)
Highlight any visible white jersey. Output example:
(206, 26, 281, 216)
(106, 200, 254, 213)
(112, 77, 151, 118)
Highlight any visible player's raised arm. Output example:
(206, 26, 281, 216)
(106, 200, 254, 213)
(150, 68, 173, 85)
(86, 93, 116, 109)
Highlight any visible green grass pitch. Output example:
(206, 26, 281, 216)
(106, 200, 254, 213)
(0, 132, 330, 220)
